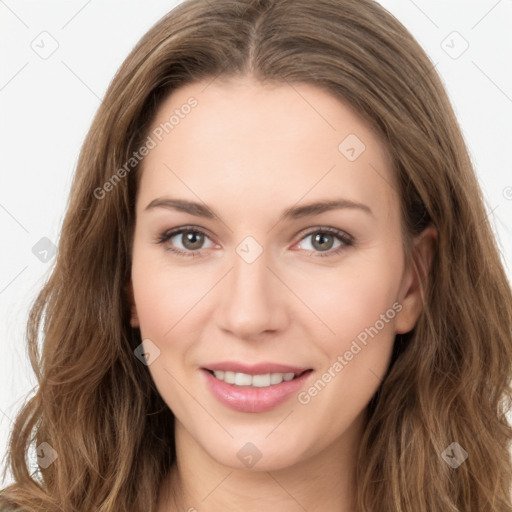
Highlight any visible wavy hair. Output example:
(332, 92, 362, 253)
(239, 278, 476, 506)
(1, 0, 511, 510)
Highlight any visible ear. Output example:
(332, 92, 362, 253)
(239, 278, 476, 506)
(395, 224, 437, 334)
(125, 280, 140, 328)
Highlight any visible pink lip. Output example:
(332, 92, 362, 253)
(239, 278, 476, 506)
(203, 361, 310, 375)
(201, 368, 314, 413)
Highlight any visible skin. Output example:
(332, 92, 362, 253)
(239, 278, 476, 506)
(127, 76, 436, 512)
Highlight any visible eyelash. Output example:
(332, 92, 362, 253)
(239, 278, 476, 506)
(155, 225, 354, 259)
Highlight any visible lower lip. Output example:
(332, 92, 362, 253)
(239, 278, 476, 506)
(201, 369, 313, 413)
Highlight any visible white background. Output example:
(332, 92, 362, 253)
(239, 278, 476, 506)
(1, 0, 511, 486)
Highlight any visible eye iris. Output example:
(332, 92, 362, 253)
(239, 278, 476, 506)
(312, 232, 334, 251)
(182, 231, 204, 250)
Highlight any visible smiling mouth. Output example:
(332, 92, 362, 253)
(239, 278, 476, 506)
(205, 369, 312, 388)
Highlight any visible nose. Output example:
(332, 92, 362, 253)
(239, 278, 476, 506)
(215, 247, 289, 340)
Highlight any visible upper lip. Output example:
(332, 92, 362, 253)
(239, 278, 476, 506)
(203, 361, 312, 375)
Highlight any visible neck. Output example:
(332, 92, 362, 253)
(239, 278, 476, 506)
(158, 411, 365, 512)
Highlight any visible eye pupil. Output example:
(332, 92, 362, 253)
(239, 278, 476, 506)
(312, 233, 333, 251)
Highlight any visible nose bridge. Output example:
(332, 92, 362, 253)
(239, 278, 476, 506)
(216, 242, 286, 338)
(231, 247, 270, 299)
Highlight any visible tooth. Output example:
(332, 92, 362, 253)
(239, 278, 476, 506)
(224, 371, 236, 384)
(211, 370, 300, 387)
(270, 373, 284, 385)
(252, 374, 272, 387)
(235, 372, 253, 386)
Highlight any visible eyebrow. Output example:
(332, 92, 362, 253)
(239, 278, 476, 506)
(144, 197, 373, 220)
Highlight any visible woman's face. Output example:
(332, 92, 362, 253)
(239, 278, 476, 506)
(129, 77, 425, 471)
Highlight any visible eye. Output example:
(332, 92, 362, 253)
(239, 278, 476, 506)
(155, 226, 215, 258)
(295, 227, 354, 257)
(155, 226, 354, 259)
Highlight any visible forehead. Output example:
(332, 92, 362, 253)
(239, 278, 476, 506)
(137, 77, 398, 219)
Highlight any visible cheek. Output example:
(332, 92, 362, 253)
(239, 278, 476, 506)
(293, 247, 404, 346)
(291, 244, 403, 412)
(130, 251, 201, 413)
(131, 270, 176, 339)
(131, 243, 209, 340)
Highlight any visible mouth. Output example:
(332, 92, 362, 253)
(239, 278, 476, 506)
(200, 366, 315, 413)
(204, 368, 312, 388)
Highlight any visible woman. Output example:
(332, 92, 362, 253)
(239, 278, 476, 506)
(1, 0, 511, 510)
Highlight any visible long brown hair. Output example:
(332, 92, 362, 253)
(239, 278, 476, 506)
(1, 0, 511, 510)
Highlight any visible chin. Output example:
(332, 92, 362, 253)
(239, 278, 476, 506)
(203, 437, 308, 472)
